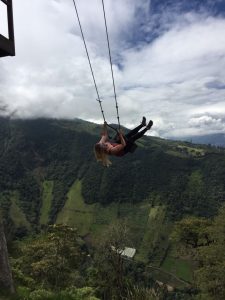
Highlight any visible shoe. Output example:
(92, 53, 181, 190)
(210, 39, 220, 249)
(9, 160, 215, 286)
(141, 116, 146, 126)
(146, 120, 153, 129)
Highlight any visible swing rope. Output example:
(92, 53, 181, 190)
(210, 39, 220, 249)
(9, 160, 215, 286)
(72, 0, 120, 132)
(72, 0, 106, 123)
(101, 0, 120, 130)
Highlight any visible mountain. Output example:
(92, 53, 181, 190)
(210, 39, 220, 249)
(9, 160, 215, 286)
(171, 133, 225, 147)
(1, 117, 225, 270)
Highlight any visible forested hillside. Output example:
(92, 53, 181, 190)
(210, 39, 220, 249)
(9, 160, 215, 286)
(1, 117, 225, 299)
(1, 117, 224, 226)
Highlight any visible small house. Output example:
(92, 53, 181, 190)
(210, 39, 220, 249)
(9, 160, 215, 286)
(111, 246, 136, 260)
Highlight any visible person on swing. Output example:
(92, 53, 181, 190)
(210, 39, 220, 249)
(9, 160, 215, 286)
(94, 117, 153, 167)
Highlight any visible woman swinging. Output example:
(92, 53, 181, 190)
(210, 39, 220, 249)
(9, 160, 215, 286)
(94, 117, 153, 167)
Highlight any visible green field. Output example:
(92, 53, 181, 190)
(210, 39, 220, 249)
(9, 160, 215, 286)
(40, 181, 54, 225)
(56, 180, 96, 235)
(177, 145, 205, 156)
(9, 192, 30, 230)
(161, 255, 193, 282)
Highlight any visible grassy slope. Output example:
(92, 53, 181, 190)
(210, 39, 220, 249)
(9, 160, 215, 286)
(136, 205, 170, 264)
(40, 181, 54, 225)
(9, 192, 30, 230)
(56, 180, 119, 237)
(56, 180, 95, 235)
(161, 256, 193, 282)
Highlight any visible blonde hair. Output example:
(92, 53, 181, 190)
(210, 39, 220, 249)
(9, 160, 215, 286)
(94, 143, 112, 167)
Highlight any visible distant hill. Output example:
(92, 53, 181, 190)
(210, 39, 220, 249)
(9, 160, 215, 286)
(171, 133, 225, 147)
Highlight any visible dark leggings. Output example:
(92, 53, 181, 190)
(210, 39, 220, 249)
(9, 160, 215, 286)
(117, 124, 148, 154)
(112, 123, 148, 154)
(125, 124, 148, 143)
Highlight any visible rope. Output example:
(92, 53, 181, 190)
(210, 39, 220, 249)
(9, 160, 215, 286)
(72, 0, 106, 122)
(72, 0, 121, 128)
(101, 0, 121, 130)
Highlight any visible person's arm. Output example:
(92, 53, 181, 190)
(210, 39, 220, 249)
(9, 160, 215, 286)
(99, 122, 108, 143)
(118, 132, 126, 147)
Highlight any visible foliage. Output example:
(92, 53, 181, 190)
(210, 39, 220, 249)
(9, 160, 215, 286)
(172, 217, 212, 254)
(12, 225, 84, 290)
(125, 285, 158, 300)
(91, 220, 131, 299)
(172, 205, 225, 299)
(10, 222, 159, 300)
(195, 205, 225, 300)
(91, 220, 155, 299)
(15, 286, 99, 300)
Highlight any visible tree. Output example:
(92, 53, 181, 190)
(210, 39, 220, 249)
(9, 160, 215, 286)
(13, 224, 84, 290)
(0, 103, 15, 295)
(195, 205, 225, 300)
(0, 219, 15, 294)
(172, 216, 212, 256)
(92, 220, 132, 300)
(172, 206, 225, 299)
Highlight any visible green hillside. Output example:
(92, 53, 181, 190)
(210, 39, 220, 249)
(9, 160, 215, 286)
(1, 117, 225, 235)
(1, 117, 225, 298)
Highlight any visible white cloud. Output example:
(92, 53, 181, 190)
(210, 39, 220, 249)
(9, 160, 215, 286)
(1, 0, 225, 138)
(188, 114, 225, 133)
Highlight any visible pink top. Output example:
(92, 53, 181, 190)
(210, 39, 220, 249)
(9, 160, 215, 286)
(99, 133, 126, 156)
(106, 142, 125, 156)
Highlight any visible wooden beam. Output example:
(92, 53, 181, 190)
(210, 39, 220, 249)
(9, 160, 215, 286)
(7, 0, 15, 54)
(0, 35, 14, 57)
(0, 0, 8, 5)
(0, 0, 15, 57)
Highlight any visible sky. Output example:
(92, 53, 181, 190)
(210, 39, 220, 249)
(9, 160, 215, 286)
(0, 0, 225, 138)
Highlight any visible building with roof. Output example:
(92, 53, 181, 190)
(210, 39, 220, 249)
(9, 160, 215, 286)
(111, 246, 136, 259)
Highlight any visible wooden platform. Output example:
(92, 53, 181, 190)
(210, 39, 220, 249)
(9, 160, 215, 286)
(0, 0, 15, 57)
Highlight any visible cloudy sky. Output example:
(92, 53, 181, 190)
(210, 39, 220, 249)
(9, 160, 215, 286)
(1, 0, 225, 138)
